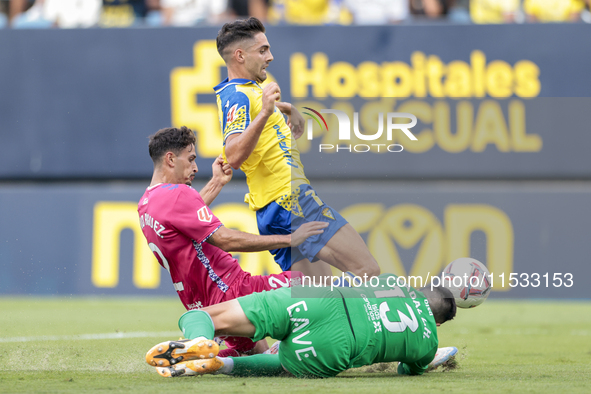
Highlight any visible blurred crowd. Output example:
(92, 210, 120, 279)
(1, 0, 590, 29)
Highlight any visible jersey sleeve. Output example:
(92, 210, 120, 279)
(397, 348, 436, 376)
(221, 91, 251, 144)
(169, 186, 223, 244)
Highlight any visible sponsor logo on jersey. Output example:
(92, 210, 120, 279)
(197, 206, 213, 222)
(226, 104, 238, 124)
(225, 105, 247, 135)
(286, 301, 318, 361)
(373, 321, 382, 333)
(187, 301, 203, 310)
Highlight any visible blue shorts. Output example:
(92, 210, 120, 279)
(256, 184, 348, 271)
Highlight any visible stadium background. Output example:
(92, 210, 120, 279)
(1, 3, 590, 302)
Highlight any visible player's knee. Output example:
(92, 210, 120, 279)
(350, 262, 380, 278)
(366, 264, 381, 277)
(358, 256, 380, 277)
(212, 315, 232, 336)
(366, 253, 381, 275)
(355, 253, 380, 276)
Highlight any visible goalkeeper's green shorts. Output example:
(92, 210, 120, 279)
(237, 286, 355, 378)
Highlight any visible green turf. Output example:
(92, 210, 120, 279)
(1, 297, 590, 393)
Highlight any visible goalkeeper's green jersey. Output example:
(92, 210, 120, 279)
(337, 274, 438, 375)
(240, 274, 439, 377)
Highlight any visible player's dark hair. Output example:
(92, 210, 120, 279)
(420, 286, 457, 325)
(216, 17, 266, 60)
(148, 126, 196, 164)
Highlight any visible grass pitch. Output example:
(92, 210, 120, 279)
(1, 297, 590, 393)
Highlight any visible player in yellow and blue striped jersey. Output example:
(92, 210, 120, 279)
(213, 17, 380, 281)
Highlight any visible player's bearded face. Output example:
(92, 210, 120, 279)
(245, 33, 273, 83)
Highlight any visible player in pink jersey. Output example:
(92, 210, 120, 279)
(138, 126, 328, 355)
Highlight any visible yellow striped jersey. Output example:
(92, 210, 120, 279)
(214, 78, 309, 211)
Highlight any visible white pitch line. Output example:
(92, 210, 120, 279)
(0, 331, 181, 343)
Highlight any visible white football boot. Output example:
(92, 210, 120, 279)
(428, 346, 458, 369)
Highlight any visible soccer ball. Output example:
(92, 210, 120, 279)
(442, 258, 491, 308)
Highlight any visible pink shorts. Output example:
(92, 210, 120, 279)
(218, 271, 301, 352)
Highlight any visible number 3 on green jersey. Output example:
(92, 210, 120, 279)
(374, 287, 419, 333)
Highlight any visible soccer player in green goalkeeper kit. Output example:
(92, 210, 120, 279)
(145, 273, 458, 378)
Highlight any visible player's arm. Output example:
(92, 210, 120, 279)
(199, 155, 233, 206)
(275, 102, 305, 139)
(206, 221, 328, 252)
(225, 82, 281, 169)
(397, 351, 435, 376)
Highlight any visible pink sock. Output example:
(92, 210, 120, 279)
(218, 348, 241, 358)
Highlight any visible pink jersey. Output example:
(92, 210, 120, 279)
(138, 183, 245, 309)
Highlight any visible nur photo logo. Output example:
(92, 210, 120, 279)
(303, 107, 418, 153)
